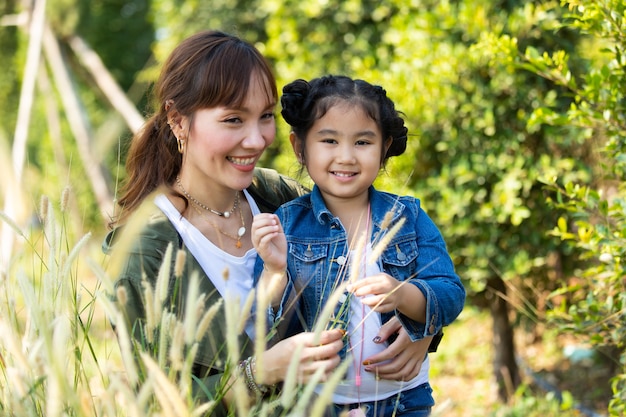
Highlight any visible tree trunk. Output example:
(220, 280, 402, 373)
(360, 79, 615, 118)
(67, 35, 144, 135)
(487, 276, 520, 401)
(1, 0, 46, 275)
(42, 23, 114, 220)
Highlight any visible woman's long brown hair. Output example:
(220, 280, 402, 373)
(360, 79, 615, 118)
(112, 30, 277, 227)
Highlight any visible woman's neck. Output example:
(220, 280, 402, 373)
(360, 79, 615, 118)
(175, 175, 239, 214)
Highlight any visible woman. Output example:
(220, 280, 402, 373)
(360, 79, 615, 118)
(103, 30, 431, 416)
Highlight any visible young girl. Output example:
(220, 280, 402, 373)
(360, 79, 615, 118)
(252, 75, 466, 416)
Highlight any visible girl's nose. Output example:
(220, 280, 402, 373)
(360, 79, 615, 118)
(336, 144, 357, 163)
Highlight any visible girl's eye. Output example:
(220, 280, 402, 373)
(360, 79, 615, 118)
(322, 138, 337, 144)
(356, 140, 372, 146)
(224, 117, 242, 124)
(262, 112, 275, 120)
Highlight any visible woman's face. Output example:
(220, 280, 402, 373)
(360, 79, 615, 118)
(180, 73, 276, 192)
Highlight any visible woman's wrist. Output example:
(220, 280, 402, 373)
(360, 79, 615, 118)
(238, 356, 271, 397)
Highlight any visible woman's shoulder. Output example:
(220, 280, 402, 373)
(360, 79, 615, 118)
(102, 202, 180, 256)
(248, 168, 309, 213)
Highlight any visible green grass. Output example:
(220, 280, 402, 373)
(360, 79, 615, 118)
(0, 190, 610, 416)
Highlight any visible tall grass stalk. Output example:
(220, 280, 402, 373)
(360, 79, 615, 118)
(0, 191, 124, 416)
(0, 186, 410, 416)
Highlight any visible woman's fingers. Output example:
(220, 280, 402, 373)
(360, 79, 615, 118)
(295, 329, 344, 381)
(363, 331, 432, 381)
(372, 316, 401, 343)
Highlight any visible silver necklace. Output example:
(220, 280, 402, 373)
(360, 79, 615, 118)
(176, 176, 239, 218)
(191, 203, 246, 248)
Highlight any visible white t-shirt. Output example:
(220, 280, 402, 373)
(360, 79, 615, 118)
(319, 245, 429, 404)
(154, 191, 261, 339)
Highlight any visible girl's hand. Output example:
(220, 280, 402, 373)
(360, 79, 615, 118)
(362, 317, 431, 381)
(348, 273, 402, 312)
(259, 329, 344, 385)
(251, 213, 287, 272)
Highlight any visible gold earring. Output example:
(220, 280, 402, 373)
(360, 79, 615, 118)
(177, 138, 184, 154)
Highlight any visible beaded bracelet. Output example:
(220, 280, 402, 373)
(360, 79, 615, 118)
(239, 356, 270, 396)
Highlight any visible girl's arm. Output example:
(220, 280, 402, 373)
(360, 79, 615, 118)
(350, 202, 465, 338)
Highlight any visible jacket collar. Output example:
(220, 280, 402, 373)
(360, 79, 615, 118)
(310, 185, 407, 229)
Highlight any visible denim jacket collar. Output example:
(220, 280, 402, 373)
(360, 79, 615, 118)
(310, 184, 407, 232)
(310, 185, 334, 225)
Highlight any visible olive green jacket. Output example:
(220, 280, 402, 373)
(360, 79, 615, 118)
(102, 168, 308, 416)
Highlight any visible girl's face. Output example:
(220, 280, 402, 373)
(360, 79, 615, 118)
(295, 101, 387, 206)
(179, 73, 276, 193)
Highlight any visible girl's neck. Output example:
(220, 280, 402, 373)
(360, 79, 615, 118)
(323, 194, 371, 245)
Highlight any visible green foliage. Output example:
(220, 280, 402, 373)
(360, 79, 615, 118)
(0, 1, 20, 144)
(517, 0, 626, 413)
(490, 384, 581, 417)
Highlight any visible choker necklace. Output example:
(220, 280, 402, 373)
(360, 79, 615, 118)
(190, 200, 246, 248)
(176, 176, 238, 218)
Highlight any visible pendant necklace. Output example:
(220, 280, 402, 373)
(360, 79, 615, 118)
(191, 201, 247, 248)
(176, 176, 239, 218)
(176, 176, 246, 248)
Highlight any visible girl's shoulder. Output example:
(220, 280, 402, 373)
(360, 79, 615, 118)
(371, 188, 422, 212)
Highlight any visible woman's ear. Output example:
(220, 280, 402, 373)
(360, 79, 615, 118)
(167, 109, 188, 140)
(290, 132, 304, 163)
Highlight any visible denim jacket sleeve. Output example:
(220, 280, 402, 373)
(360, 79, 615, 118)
(394, 200, 466, 341)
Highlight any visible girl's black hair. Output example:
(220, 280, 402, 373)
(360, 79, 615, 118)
(281, 75, 408, 164)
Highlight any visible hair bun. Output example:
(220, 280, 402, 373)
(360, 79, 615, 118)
(281, 79, 311, 128)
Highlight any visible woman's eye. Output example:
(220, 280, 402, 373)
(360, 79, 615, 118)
(224, 117, 242, 124)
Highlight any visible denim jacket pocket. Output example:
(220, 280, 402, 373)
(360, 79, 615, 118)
(380, 238, 419, 278)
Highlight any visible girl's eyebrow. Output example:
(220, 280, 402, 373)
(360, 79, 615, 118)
(315, 128, 378, 138)
(315, 128, 340, 136)
(354, 130, 378, 138)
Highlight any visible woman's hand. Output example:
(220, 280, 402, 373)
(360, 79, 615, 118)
(251, 213, 287, 273)
(258, 329, 344, 385)
(362, 317, 431, 381)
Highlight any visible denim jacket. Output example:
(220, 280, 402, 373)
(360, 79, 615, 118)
(258, 185, 465, 343)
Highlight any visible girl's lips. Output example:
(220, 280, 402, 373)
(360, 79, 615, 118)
(331, 171, 357, 177)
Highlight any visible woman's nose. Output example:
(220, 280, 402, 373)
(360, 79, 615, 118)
(243, 123, 270, 149)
